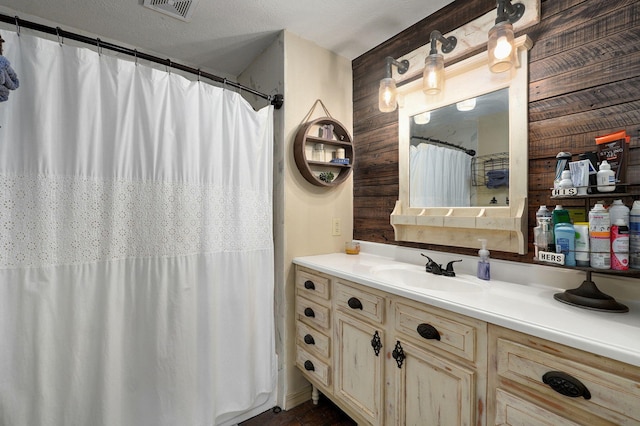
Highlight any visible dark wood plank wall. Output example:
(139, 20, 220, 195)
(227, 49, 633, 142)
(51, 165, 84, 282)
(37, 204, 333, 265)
(352, 0, 640, 262)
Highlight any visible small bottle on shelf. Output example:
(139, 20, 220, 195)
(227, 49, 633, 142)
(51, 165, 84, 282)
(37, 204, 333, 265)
(611, 219, 629, 271)
(596, 160, 616, 192)
(589, 203, 611, 269)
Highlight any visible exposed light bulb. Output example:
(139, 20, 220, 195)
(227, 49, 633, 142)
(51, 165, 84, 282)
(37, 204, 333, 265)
(488, 21, 516, 73)
(426, 71, 438, 89)
(378, 77, 398, 112)
(423, 54, 444, 95)
(494, 36, 513, 60)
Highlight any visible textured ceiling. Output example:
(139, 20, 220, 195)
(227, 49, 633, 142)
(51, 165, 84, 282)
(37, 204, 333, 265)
(0, 0, 454, 77)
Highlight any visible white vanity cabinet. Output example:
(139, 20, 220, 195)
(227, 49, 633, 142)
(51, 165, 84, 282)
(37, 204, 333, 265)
(488, 325, 640, 425)
(295, 266, 487, 425)
(293, 252, 640, 425)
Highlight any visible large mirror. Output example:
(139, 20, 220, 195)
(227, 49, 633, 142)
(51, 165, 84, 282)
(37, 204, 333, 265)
(391, 36, 532, 254)
(410, 88, 509, 208)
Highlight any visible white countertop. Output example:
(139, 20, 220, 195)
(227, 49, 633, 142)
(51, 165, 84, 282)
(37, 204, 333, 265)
(293, 243, 640, 367)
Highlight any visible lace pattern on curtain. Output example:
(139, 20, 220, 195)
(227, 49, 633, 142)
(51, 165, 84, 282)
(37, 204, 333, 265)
(0, 173, 272, 269)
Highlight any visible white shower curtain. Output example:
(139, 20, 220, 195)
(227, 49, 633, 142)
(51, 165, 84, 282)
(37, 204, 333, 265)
(410, 143, 471, 207)
(0, 31, 276, 426)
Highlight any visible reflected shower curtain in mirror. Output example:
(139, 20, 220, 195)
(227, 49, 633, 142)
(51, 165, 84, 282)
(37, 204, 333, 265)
(0, 31, 276, 426)
(410, 143, 471, 207)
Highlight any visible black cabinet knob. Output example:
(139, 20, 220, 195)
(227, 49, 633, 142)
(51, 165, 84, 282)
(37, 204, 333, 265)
(304, 360, 315, 371)
(417, 323, 441, 341)
(304, 307, 315, 318)
(303, 334, 315, 345)
(304, 280, 315, 290)
(542, 371, 591, 400)
(347, 297, 363, 310)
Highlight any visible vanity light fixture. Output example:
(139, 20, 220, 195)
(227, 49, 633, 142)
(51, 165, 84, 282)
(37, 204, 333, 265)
(488, 0, 525, 73)
(456, 98, 476, 111)
(423, 30, 457, 95)
(378, 56, 410, 112)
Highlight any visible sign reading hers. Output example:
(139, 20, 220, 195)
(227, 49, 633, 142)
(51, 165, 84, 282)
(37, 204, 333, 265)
(538, 251, 565, 265)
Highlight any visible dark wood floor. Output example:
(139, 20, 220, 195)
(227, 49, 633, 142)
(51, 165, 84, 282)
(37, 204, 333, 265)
(239, 394, 356, 426)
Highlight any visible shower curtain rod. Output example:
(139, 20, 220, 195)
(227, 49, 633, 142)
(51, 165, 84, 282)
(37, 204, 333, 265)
(0, 13, 284, 109)
(411, 135, 476, 156)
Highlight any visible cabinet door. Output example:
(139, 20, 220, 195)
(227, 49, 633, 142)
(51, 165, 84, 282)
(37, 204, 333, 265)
(393, 339, 476, 426)
(334, 311, 384, 426)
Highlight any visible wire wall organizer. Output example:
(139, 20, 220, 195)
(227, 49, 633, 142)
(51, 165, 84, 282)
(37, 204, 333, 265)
(472, 152, 509, 187)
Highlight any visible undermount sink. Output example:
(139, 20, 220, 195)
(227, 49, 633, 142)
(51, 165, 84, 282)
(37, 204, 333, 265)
(370, 264, 488, 292)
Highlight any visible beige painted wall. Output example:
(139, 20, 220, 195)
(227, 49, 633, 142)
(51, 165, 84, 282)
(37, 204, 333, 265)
(281, 31, 353, 407)
(240, 30, 353, 409)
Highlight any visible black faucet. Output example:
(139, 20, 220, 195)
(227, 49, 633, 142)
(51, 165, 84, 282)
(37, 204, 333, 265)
(444, 260, 462, 277)
(421, 254, 462, 277)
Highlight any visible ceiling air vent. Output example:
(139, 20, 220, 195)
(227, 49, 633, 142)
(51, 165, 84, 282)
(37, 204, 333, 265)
(143, 0, 200, 22)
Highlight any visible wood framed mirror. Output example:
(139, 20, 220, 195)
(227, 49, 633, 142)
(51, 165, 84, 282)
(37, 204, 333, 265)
(391, 35, 533, 254)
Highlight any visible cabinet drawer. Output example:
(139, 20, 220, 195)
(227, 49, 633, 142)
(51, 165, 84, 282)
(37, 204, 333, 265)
(495, 388, 581, 426)
(394, 301, 478, 363)
(296, 295, 330, 330)
(496, 335, 640, 425)
(335, 281, 384, 324)
(297, 321, 330, 359)
(297, 347, 331, 388)
(296, 268, 330, 301)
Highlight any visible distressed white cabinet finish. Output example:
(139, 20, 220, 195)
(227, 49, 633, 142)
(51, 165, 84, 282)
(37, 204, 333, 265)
(295, 266, 487, 425)
(488, 325, 640, 425)
(293, 251, 640, 425)
(296, 265, 640, 425)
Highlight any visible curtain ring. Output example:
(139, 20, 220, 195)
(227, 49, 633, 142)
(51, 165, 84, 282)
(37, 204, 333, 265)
(56, 27, 63, 45)
(96, 38, 102, 55)
(166, 59, 171, 74)
(197, 69, 201, 82)
(134, 49, 138, 66)
(223, 78, 227, 90)
(14, 16, 20, 36)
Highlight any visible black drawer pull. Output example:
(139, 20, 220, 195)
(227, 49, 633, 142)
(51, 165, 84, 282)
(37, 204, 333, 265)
(392, 341, 405, 368)
(303, 307, 315, 317)
(304, 280, 315, 290)
(347, 297, 363, 310)
(542, 371, 591, 400)
(303, 334, 315, 345)
(417, 323, 441, 341)
(304, 360, 315, 371)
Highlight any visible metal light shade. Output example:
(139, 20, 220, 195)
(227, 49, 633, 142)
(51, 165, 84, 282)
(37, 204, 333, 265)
(488, 20, 516, 73)
(379, 77, 399, 112)
(423, 53, 444, 95)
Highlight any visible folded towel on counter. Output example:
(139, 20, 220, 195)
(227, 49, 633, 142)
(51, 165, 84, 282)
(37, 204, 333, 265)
(0, 55, 19, 102)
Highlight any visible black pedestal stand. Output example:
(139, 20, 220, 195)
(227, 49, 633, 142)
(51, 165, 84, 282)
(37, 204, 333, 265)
(554, 271, 629, 313)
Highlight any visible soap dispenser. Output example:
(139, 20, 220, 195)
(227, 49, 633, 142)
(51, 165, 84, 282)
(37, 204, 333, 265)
(477, 239, 490, 281)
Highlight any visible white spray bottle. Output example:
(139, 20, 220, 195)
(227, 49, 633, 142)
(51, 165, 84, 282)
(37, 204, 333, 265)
(477, 239, 490, 280)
